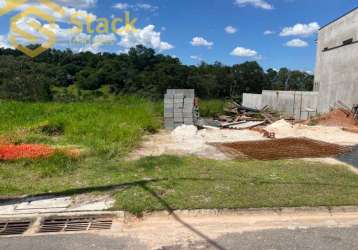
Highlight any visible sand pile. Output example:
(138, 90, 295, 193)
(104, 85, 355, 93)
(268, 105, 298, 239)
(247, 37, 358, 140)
(313, 109, 358, 128)
(171, 125, 199, 141)
(266, 119, 358, 146)
(266, 119, 294, 130)
(128, 125, 266, 160)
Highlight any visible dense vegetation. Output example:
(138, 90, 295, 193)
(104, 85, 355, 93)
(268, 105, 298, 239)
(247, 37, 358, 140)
(0, 45, 314, 102)
(0, 97, 162, 156)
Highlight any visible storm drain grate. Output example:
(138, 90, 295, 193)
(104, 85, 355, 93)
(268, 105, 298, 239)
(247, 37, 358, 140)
(0, 220, 32, 236)
(38, 216, 113, 233)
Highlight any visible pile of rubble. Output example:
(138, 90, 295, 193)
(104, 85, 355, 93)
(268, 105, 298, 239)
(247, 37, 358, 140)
(213, 100, 281, 130)
(306, 108, 358, 133)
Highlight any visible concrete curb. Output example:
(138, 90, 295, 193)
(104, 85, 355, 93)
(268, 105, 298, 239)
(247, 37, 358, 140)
(1, 206, 358, 238)
(2, 206, 358, 220)
(133, 206, 358, 218)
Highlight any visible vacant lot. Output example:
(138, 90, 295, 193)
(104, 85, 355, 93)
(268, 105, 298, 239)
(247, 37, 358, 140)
(1, 99, 358, 214)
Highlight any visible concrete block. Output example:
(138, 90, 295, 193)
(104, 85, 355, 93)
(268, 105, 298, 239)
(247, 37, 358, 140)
(164, 107, 174, 112)
(174, 117, 183, 122)
(164, 113, 174, 118)
(183, 89, 195, 97)
(174, 103, 184, 108)
(184, 98, 194, 104)
(167, 89, 195, 98)
(173, 99, 184, 105)
(164, 100, 173, 105)
(165, 104, 174, 110)
(164, 118, 174, 128)
(164, 94, 174, 99)
(175, 93, 185, 98)
(183, 108, 193, 113)
(183, 112, 193, 117)
(166, 89, 175, 95)
(174, 122, 184, 127)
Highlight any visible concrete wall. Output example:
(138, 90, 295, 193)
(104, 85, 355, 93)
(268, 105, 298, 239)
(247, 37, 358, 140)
(315, 8, 358, 113)
(262, 91, 318, 120)
(242, 93, 262, 109)
(243, 90, 319, 120)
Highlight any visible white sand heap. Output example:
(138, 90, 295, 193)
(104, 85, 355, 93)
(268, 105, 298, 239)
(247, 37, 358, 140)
(266, 119, 358, 146)
(128, 125, 266, 160)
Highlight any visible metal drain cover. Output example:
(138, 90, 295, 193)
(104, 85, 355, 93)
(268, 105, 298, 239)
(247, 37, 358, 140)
(0, 220, 32, 236)
(38, 216, 113, 233)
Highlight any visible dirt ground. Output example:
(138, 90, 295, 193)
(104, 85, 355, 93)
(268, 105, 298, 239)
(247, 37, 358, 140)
(265, 120, 358, 146)
(214, 138, 351, 160)
(127, 126, 266, 160)
(310, 109, 358, 128)
(128, 120, 358, 160)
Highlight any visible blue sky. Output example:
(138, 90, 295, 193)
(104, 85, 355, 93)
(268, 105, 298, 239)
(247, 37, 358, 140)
(0, 0, 357, 72)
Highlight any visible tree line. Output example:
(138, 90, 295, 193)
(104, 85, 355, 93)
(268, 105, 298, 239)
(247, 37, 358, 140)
(0, 45, 314, 102)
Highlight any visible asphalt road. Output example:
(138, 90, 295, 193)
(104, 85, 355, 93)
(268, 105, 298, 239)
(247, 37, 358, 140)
(2, 226, 358, 250)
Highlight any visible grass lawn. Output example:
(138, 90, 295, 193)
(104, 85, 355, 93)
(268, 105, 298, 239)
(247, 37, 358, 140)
(199, 99, 225, 117)
(1, 99, 358, 215)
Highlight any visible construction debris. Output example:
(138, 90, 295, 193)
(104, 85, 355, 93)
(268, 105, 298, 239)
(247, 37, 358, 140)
(214, 100, 281, 129)
(353, 104, 358, 120)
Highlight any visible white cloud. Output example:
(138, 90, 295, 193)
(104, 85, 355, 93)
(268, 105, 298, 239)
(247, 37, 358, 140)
(92, 33, 117, 48)
(136, 3, 158, 12)
(190, 37, 213, 48)
(230, 46, 259, 58)
(264, 30, 274, 35)
(280, 22, 320, 37)
(117, 25, 174, 51)
(225, 26, 237, 34)
(285, 38, 309, 47)
(14, 3, 97, 25)
(6, 1, 98, 50)
(54, 0, 97, 9)
(190, 55, 202, 61)
(235, 0, 273, 10)
(78, 45, 98, 53)
(113, 3, 129, 10)
(0, 35, 11, 49)
(113, 2, 158, 12)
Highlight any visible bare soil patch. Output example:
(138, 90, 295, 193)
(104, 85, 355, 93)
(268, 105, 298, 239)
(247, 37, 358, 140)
(310, 109, 358, 128)
(214, 138, 351, 160)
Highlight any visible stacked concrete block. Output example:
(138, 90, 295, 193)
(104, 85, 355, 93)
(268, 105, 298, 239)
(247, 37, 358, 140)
(164, 89, 196, 129)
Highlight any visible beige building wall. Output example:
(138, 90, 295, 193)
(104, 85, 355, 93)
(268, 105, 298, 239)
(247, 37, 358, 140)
(314, 8, 358, 113)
